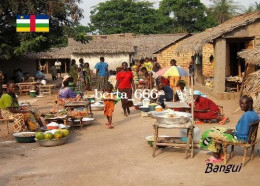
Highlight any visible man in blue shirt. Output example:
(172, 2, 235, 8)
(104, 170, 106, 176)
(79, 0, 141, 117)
(158, 83, 173, 108)
(95, 57, 108, 91)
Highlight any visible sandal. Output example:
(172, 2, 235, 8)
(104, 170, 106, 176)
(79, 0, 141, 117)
(218, 117, 230, 125)
(205, 156, 223, 163)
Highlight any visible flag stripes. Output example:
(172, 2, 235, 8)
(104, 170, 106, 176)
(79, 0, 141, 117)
(16, 15, 49, 32)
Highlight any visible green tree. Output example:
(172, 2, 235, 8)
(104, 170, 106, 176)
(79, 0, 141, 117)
(244, 2, 260, 13)
(209, 0, 240, 24)
(159, 0, 217, 33)
(0, 0, 84, 60)
(89, 0, 161, 34)
(63, 25, 92, 44)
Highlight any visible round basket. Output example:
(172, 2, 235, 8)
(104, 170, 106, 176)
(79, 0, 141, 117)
(13, 132, 36, 143)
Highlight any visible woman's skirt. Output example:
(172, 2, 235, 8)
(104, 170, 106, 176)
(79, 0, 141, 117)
(1, 109, 41, 132)
(119, 88, 133, 108)
(96, 76, 108, 91)
(200, 127, 238, 153)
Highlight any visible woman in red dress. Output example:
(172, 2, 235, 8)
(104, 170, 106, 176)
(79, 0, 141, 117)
(193, 91, 220, 121)
(115, 62, 135, 117)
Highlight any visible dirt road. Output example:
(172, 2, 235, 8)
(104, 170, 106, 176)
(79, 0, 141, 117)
(0, 94, 259, 186)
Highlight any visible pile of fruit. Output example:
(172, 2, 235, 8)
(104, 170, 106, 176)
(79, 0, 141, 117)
(36, 129, 70, 141)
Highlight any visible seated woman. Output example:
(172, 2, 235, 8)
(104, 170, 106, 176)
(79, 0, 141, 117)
(200, 95, 259, 163)
(0, 82, 43, 132)
(193, 90, 220, 122)
(158, 83, 173, 108)
(174, 80, 191, 103)
(58, 76, 81, 105)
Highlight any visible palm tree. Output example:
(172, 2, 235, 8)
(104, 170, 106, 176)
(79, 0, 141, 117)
(209, 0, 240, 24)
(242, 2, 260, 13)
(254, 2, 260, 11)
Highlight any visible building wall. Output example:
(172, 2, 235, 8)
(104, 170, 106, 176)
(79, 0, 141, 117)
(156, 40, 193, 71)
(202, 43, 215, 77)
(156, 41, 214, 77)
(0, 57, 37, 80)
(71, 53, 130, 71)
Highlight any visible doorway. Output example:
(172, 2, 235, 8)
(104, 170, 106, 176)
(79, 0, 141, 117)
(228, 38, 254, 77)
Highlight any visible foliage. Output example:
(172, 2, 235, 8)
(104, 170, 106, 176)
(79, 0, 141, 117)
(63, 25, 92, 44)
(209, 0, 240, 24)
(159, 0, 218, 33)
(243, 2, 260, 13)
(0, 0, 84, 60)
(89, 0, 162, 34)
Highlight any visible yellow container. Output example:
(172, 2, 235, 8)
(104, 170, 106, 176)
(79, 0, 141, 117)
(155, 105, 163, 112)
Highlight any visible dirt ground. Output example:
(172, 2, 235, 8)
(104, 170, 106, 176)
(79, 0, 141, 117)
(0, 78, 259, 186)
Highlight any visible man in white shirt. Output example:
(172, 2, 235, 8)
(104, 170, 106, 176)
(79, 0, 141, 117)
(55, 59, 62, 78)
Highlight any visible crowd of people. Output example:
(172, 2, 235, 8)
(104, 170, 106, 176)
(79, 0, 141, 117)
(0, 56, 258, 165)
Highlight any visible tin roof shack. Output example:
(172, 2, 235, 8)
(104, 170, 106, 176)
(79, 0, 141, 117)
(176, 11, 260, 98)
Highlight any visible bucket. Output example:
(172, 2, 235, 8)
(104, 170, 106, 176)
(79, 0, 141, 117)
(29, 90, 36, 98)
(149, 104, 157, 111)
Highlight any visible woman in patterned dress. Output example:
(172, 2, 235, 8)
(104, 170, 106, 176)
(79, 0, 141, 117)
(0, 83, 43, 132)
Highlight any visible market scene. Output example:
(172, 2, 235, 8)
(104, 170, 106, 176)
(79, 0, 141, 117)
(0, 0, 260, 185)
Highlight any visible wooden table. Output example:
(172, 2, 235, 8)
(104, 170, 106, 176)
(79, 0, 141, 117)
(152, 122, 194, 159)
(17, 82, 38, 95)
(64, 101, 93, 129)
(44, 115, 68, 126)
(64, 101, 92, 115)
(226, 80, 241, 92)
(38, 84, 55, 95)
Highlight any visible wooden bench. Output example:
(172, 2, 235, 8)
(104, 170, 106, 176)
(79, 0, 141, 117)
(0, 119, 14, 134)
(38, 85, 55, 95)
(17, 83, 36, 95)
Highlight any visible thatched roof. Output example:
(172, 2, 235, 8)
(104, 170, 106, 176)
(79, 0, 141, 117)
(71, 38, 135, 54)
(153, 34, 192, 54)
(238, 48, 260, 66)
(131, 33, 189, 59)
(176, 11, 260, 54)
(36, 33, 190, 59)
(243, 70, 260, 113)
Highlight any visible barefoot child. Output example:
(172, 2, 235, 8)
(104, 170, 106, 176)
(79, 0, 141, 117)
(103, 84, 115, 129)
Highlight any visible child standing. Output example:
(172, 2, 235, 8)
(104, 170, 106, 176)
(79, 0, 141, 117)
(103, 84, 115, 129)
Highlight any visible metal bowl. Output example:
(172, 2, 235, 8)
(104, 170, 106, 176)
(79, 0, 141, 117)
(13, 132, 36, 143)
(36, 136, 69, 147)
(91, 105, 104, 111)
(149, 111, 191, 125)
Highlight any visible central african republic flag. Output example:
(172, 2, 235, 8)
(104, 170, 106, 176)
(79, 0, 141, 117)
(16, 15, 49, 32)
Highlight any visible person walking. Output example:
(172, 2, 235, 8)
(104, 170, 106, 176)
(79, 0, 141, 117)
(94, 57, 108, 91)
(55, 59, 62, 78)
(115, 62, 135, 117)
(51, 63, 57, 81)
